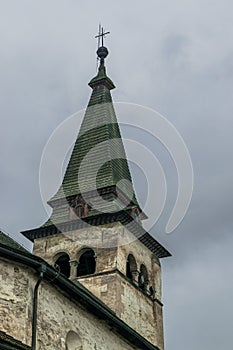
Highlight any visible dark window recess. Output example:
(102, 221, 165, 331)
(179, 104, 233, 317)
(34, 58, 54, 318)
(126, 260, 132, 279)
(69, 197, 89, 220)
(77, 250, 96, 277)
(54, 253, 71, 278)
(126, 254, 137, 280)
(76, 204, 84, 218)
(138, 264, 149, 291)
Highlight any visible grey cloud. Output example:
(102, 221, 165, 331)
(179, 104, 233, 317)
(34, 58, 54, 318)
(0, 1, 232, 349)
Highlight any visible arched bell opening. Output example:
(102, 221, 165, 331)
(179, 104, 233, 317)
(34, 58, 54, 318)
(54, 253, 71, 278)
(126, 254, 137, 282)
(138, 264, 149, 291)
(76, 249, 96, 277)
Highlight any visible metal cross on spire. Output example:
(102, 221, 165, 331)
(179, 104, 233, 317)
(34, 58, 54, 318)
(95, 24, 110, 48)
(95, 25, 110, 68)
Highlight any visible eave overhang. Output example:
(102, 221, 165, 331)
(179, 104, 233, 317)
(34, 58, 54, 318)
(21, 211, 171, 258)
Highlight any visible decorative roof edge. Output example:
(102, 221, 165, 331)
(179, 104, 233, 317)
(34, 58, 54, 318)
(88, 64, 115, 90)
(21, 211, 171, 258)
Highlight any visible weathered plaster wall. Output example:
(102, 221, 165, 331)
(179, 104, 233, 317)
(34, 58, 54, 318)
(79, 271, 164, 349)
(0, 258, 35, 346)
(0, 257, 143, 350)
(37, 278, 139, 350)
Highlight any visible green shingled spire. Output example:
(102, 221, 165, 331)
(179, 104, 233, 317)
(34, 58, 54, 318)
(49, 52, 142, 218)
(21, 40, 172, 260)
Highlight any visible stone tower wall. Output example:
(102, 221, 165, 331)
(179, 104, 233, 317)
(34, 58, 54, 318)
(32, 222, 164, 349)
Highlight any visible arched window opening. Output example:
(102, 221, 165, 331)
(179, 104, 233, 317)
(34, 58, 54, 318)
(138, 264, 149, 291)
(76, 249, 96, 277)
(66, 330, 82, 350)
(69, 196, 90, 220)
(54, 253, 71, 278)
(69, 204, 84, 220)
(126, 254, 137, 281)
(76, 204, 84, 218)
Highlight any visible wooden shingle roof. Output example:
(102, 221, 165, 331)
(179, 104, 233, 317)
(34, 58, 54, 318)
(49, 63, 140, 212)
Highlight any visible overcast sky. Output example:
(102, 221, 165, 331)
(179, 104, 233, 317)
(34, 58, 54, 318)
(0, 1, 233, 349)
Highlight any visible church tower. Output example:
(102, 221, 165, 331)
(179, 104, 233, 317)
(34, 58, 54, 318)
(22, 30, 171, 350)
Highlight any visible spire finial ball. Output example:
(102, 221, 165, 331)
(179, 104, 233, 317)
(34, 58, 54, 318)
(97, 46, 109, 60)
